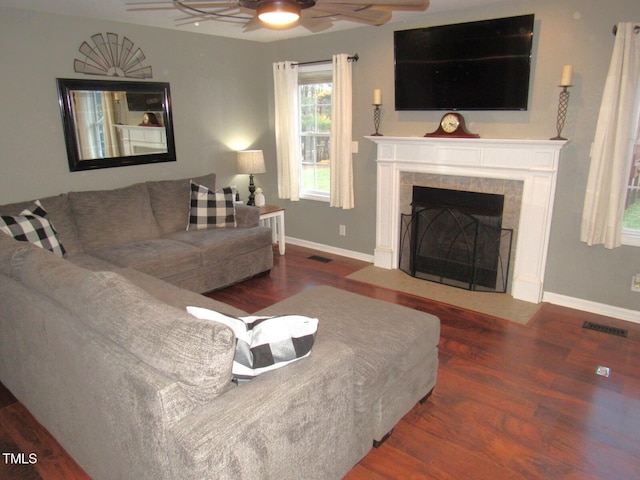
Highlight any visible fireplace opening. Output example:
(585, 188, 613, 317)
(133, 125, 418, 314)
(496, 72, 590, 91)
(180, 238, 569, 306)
(399, 186, 513, 293)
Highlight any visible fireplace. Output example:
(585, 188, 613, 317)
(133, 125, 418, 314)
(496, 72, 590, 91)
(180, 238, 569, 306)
(366, 136, 567, 304)
(399, 186, 513, 292)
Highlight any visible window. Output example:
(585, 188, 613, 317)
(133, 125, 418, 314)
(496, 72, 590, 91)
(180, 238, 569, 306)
(91, 91, 107, 158)
(72, 90, 111, 160)
(298, 65, 332, 201)
(581, 24, 639, 248)
(622, 141, 640, 246)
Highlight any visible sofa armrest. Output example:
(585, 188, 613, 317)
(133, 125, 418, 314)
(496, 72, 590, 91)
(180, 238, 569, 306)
(168, 340, 358, 480)
(234, 204, 260, 228)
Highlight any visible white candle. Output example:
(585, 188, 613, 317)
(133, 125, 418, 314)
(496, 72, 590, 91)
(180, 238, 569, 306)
(560, 65, 573, 86)
(373, 89, 382, 105)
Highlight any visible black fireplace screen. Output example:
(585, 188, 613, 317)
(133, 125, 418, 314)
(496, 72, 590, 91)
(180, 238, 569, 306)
(399, 187, 513, 293)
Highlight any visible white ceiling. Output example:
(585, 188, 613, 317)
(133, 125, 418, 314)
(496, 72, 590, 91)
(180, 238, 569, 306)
(0, 0, 514, 43)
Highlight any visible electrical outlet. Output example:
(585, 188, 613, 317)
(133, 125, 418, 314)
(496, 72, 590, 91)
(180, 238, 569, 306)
(339, 225, 346, 236)
(632, 273, 640, 292)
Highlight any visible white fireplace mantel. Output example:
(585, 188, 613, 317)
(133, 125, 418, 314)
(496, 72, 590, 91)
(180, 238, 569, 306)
(366, 136, 568, 304)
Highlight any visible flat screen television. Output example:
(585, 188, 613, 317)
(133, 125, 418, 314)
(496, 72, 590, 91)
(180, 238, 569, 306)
(394, 14, 535, 111)
(126, 92, 165, 112)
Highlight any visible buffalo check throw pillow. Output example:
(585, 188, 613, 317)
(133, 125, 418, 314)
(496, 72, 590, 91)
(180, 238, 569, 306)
(188, 181, 236, 230)
(186, 306, 318, 381)
(0, 200, 66, 257)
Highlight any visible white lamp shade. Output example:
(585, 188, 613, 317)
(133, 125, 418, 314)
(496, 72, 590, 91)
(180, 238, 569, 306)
(237, 150, 266, 174)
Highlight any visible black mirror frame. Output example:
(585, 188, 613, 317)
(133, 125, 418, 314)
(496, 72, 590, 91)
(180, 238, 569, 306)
(57, 78, 176, 172)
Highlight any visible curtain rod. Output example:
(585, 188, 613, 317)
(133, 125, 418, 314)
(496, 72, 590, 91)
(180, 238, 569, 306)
(295, 53, 359, 66)
(612, 24, 640, 35)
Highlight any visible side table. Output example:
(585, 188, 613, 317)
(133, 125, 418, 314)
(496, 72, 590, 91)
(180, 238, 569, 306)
(258, 205, 285, 255)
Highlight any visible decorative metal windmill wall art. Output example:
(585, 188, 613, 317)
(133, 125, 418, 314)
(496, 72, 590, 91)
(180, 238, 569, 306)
(74, 33, 153, 79)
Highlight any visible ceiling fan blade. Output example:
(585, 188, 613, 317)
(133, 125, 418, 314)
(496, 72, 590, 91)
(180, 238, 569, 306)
(299, 12, 335, 32)
(127, 5, 187, 12)
(312, 4, 392, 25)
(126, 1, 177, 5)
(316, 0, 428, 9)
(127, 1, 238, 6)
(242, 15, 265, 31)
(371, 1, 429, 12)
(126, 1, 240, 13)
(174, 10, 245, 25)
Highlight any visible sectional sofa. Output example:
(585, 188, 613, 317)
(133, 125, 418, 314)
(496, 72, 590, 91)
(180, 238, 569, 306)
(0, 173, 440, 479)
(0, 173, 274, 293)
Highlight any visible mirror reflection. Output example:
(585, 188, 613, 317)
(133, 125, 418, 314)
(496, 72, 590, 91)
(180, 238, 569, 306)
(57, 78, 176, 171)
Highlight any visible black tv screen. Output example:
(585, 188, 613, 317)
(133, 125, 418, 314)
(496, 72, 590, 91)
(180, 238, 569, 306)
(126, 92, 164, 112)
(394, 14, 535, 111)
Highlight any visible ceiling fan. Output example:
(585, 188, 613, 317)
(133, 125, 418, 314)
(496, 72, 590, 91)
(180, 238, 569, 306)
(127, 0, 430, 32)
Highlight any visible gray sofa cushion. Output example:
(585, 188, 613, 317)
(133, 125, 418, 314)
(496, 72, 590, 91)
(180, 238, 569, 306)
(147, 173, 216, 234)
(0, 194, 84, 254)
(2, 242, 236, 406)
(89, 238, 202, 280)
(110, 265, 250, 318)
(167, 226, 273, 267)
(234, 204, 260, 228)
(0, 232, 30, 271)
(69, 183, 162, 251)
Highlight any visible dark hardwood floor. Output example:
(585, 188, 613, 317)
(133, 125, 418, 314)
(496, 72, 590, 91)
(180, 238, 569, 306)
(1, 244, 639, 479)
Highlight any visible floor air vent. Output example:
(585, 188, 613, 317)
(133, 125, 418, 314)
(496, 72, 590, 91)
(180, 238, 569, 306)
(307, 255, 333, 263)
(582, 321, 628, 337)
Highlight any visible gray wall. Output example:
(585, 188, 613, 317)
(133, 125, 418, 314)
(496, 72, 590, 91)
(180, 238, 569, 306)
(262, 0, 640, 312)
(0, 6, 268, 202)
(1, 1, 639, 312)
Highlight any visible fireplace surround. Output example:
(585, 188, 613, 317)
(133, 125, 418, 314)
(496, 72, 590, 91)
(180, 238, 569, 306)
(366, 136, 567, 304)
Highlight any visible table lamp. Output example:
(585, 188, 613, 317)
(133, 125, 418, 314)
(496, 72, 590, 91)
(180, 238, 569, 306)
(237, 150, 266, 206)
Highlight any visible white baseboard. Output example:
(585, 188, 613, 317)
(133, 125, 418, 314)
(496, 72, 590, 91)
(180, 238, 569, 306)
(285, 237, 374, 263)
(542, 291, 640, 325)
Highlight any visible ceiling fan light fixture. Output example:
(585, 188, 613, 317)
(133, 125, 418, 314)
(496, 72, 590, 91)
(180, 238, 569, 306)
(257, 0, 301, 26)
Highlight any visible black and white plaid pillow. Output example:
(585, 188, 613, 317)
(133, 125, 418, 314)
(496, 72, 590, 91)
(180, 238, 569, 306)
(0, 200, 66, 257)
(187, 181, 236, 230)
(186, 306, 318, 381)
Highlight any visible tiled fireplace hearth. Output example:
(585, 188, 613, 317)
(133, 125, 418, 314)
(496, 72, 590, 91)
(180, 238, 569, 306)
(366, 136, 567, 304)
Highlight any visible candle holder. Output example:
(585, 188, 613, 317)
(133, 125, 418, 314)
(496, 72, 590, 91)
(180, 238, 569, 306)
(372, 104, 382, 136)
(551, 85, 572, 140)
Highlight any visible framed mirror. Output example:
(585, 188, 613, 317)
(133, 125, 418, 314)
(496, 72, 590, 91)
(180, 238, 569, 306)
(57, 78, 176, 171)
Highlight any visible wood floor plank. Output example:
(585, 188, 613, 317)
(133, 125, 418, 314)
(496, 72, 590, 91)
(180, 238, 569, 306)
(0, 403, 89, 480)
(1, 244, 639, 479)
(0, 384, 16, 411)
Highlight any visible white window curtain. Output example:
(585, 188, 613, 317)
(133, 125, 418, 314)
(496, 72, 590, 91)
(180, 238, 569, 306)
(273, 61, 300, 201)
(330, 53, 355, 209)
(73, 91, 101, 160)
(580, 22, 640, 248)
(101, 92, 120, 158)
(72, 91, 121, 160)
